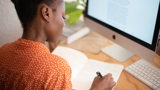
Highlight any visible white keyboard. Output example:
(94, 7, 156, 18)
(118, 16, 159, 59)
(125, 59, 160, 90)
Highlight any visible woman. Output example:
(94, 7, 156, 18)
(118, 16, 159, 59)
(0, 0, 116, 90)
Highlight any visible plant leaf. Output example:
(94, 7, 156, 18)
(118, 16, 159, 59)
(65, 1, 79, 14)
(67, 9, 83, 24)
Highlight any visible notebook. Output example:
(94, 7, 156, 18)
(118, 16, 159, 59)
(52, 46, 124, 90)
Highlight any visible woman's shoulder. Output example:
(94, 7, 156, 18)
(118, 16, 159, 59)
(49, 54, 71, 69)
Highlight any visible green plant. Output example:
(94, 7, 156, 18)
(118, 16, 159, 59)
(65, 0, 86, 24)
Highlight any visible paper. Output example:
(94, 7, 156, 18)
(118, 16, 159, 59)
(52, 46, 88, 79)
(72, 59, 124, 90)
(53, 46, 124, 90)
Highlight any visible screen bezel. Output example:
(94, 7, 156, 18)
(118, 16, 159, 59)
(85, 0, 160, 51)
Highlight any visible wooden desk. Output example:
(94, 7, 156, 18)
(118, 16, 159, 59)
(62, 32, 160, 90)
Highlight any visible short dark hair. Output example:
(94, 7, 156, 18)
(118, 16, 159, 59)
(11, 0, 59, 29)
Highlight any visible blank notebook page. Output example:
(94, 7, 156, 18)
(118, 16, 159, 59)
(53, 46, 124, 90)
(72, 59, 124, 90)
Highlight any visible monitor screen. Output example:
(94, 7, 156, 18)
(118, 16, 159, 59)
(86, 0, 160, 51)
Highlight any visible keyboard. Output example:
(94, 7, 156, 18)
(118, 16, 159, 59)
(125, 59, 160, 90)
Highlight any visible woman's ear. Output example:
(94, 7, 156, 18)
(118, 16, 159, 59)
(40, 4, 52, 23)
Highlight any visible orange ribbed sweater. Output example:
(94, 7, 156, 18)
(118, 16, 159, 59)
(0, 39, 72, 90)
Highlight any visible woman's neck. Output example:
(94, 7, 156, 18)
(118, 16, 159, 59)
(22, 24, 47, 44)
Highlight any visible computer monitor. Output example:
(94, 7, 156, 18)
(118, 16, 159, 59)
(85, 0, 160, 61)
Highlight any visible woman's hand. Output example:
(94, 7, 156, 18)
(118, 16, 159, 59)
(90, 73, 116, 90)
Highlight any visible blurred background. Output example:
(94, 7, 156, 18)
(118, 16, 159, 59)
(0, 0, 86, 46)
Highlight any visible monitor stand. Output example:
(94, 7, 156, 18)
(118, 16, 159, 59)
(101, 44, 134, 62)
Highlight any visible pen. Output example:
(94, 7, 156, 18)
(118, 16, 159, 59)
(96, 71, 103, 78)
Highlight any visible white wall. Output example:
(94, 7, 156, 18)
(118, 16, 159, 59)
(0, 0, 22, 46)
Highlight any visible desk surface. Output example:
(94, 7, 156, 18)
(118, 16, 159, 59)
(62, 32, 160, 90)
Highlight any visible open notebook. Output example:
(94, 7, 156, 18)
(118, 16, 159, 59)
(52, 46, 124, 90)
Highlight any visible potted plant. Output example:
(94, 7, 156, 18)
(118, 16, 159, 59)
(65, 0, 87, 24)
(60, 0, 89, 44)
